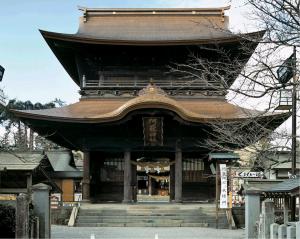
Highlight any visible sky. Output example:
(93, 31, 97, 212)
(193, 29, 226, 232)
(0, 0, 255, 104)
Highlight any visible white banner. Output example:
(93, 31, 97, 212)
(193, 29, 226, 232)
(219, 164, 228, 209)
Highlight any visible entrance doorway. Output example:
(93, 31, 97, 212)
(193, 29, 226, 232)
(135, 157, 170, 202)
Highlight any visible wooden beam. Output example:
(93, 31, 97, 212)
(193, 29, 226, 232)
(0, 188, 27, 193)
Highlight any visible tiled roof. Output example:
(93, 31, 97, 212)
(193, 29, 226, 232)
(265, 178, 300, 193)
(0, 152, 44, 170)
(12, 86, 290, 124)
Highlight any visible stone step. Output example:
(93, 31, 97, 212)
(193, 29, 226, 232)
(78, 211, 217, 216)
(78, 213, 217, 217)
(75, 206, 229, 228)
(76, 216, 221, 222)
(77, 214, 220, 218)
(76, 217, 221, 223)
(75, 222, 222, 227)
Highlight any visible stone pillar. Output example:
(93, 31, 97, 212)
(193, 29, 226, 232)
(296, 221, 300, 239)
(82, 151, 90, 202)
(174, 144, 182, 203)
(261, 199, 275, 239)
(123, 150, 132, 203)
(287, 226, 296, 239)
(169, 163, 175, 202)
(270, 223, 279, 239)
(16, 193, 29, 239)
(278, 224, 287, 239)
(32, 183, 51, 239)
(245, 190, 261, 239)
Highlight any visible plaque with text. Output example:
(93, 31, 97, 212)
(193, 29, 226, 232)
(143, 117, 163, 146)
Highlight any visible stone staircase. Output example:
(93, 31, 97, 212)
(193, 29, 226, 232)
(75, 204, 229, 228)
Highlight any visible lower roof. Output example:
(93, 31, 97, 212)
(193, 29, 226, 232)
(12, 84, 290, 124)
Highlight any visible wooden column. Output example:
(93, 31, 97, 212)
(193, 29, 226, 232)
(169, 164, 175, 202)
(123, 150, 132, 203)
(26, 173, 32, 194)
(283, 196, 289, 224)
(82, 151, 90, 202)
(175, 145, 182, 203)
(132, 162, 137, 202)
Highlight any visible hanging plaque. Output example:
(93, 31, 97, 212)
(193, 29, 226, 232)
(143, 117, 163, 146)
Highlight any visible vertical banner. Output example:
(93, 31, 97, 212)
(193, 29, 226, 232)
(219, 164, 228, 209)
(143, 117, 163, 146)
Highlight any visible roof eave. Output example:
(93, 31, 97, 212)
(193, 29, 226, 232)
(40, 29, 265, 46)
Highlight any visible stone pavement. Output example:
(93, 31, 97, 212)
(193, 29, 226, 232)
(52, 225, 245, 239)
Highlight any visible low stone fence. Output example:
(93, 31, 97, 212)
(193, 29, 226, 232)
(269, 222, 299, 239)
(255, 199, 299, 239)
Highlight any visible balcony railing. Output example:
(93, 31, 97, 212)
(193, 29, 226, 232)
(82, 77, 223, 89)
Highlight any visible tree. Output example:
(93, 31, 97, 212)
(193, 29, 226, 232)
(171, 0, 299, 170)
(0, 98, 65, 151)
(248, 0, 300, 47)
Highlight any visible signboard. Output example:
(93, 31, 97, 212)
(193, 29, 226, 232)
(238, 171, 264, 178)
(143, 117, 163, 146)
(50, 193, 61, 209)
(277, 52, 295, 84)
(219, 164, 228, 209)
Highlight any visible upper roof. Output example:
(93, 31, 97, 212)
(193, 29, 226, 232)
(70, 6, 231, 43)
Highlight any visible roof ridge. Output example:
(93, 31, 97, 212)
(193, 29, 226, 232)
(77, 6, 231, 13)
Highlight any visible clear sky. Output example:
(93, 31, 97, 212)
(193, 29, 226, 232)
(0, 0, 254, 104)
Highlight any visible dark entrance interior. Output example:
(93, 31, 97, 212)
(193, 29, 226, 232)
(89, 151, 215, 203)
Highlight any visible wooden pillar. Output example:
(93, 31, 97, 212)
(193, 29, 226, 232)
(283, 196, 289, 224)
(82, 151, 90, 202)
(148, 177, 152, 196)
(175, 144, 182, 203)
(26, 173, 32, 194)
(123, 150, 132, 203)
(169, 164, 175, 201)
(132, 162, 137, 202)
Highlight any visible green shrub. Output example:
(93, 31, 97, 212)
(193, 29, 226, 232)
(0, 204, 15, 238)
